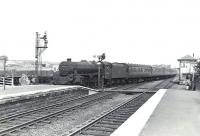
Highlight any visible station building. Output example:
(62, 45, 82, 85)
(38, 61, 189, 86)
(177, 54, 197, 82)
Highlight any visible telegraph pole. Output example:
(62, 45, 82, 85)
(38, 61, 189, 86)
(0, 56, 8, 90)
(35, 32, 48, 83)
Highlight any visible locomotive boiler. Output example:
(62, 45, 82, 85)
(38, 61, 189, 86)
(53, 59, 99, 85)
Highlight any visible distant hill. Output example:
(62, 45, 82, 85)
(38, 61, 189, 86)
(0, 60, 59, 71)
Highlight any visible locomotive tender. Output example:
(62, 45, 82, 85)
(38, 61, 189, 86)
(53, 59, 177, 86)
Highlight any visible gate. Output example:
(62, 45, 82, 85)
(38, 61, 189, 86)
(0, 76, 14, 87)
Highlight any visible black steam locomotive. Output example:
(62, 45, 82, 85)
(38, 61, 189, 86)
(53, 58, 177, 87)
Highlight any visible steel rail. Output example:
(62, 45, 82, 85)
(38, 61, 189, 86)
(0, 92, 116, 136)
(148, 79, 169, 91)
(0, 92, 84, 112)
(66, 92, 154, 136)
(122, 82, 146, 90)
(0, 93, 92, 122)
(0, 90, 85, 114)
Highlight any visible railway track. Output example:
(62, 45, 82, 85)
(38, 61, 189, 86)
(121, 82, 147, 90)
(0, 78, 174, 136)
(163, 79, 174, 89)
(150, 78, 174, 90)
(0, 93, 87, 120)
(66, 92, 154, 136)
(0, 92, 116, 136)
(0, 90, 86, 118)
(0, 88, 86, 108)
(108, 82, 147, 91)
(109, 77, 175, 92)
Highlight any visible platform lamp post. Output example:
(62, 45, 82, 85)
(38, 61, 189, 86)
(0, 56, 8, 90)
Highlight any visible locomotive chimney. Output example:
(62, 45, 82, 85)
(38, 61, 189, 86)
(67, 58, 71, 62)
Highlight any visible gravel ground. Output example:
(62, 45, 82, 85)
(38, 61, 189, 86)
(18, 93, 134, 136)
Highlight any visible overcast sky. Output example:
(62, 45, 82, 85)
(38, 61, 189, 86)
(0, 0, 200, 68)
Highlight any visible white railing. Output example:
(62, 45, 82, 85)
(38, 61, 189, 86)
(0, 77, 14, 87)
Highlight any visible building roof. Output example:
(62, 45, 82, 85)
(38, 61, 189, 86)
(177, 55, 197, 62)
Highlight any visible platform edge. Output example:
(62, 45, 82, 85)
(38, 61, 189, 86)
(111, 89, 167, 136)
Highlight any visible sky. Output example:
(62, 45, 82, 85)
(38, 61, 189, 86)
(0, 0, 200, 68)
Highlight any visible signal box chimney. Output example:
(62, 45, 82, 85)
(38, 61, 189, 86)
(67, 58, 71, 62)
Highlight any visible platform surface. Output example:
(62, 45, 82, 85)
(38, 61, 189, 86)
(112, 89, 200, 136)
(140, 89, 200, 136)
(0, 85, 90, 103)
(0, 85, 76, 95)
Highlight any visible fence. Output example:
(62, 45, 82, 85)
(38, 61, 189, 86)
(0, 76, 14, 87)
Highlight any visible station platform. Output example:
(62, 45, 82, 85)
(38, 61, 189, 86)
(111, 89, 200, 136)
(0, 85, 94, 104)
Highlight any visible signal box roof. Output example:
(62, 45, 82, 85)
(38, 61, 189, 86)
(177, 55, 197, 62)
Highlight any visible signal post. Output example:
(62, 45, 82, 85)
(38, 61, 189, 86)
(35, 32, 48, 83)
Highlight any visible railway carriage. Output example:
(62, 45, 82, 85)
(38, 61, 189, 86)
(110, 63, 129, 84)
(128, 64, 152, 82)
(151, 67, 165, 78)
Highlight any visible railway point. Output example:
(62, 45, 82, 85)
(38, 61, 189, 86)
(111, 89, 200, 136)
